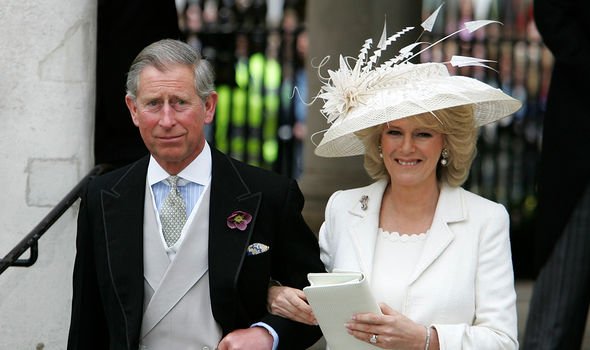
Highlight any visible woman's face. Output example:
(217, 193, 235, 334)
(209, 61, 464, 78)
(380, 117, 444, 190)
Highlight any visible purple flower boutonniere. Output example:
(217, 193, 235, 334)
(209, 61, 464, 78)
(227, 210, 252, 231)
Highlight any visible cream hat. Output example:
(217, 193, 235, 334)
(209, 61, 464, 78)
(313, 8, 522, 158)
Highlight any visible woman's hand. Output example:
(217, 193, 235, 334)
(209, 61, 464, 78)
(267, 286, 317, 325)
(345, 303, 438, 349)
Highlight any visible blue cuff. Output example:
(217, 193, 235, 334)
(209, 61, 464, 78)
(251, 322, 279, 350)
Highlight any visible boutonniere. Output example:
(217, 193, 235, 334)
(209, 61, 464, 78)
(227, 210, 252, 231)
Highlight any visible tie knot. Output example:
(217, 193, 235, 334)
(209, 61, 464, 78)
(166, 176, 180, 189)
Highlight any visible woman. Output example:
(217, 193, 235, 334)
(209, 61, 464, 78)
(268, 19, 521, 350)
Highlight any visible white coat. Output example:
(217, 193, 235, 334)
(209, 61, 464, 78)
(319, 179, 518, 349)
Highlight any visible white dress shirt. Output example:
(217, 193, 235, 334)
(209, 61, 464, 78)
(147, 143, 212, 259)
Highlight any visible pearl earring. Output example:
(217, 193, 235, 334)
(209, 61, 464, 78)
(440, 148, 449, 166)
(378, 144, 383, 158)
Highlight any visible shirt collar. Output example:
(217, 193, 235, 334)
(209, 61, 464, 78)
(147, 142, 212, 186)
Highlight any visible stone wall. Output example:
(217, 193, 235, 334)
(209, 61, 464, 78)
(0, 1, 96, 348)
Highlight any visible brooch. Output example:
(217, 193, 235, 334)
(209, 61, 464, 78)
(359, 195, 369, 211)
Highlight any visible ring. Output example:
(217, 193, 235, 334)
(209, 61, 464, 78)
(369, 334, 378, 344)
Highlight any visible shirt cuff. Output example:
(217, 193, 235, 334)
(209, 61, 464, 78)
(251, 322, 279, 350)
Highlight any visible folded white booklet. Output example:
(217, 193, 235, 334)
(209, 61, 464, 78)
(303, 272, 382, 350)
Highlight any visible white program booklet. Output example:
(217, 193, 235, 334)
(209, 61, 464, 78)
(303, 272, 382, 350)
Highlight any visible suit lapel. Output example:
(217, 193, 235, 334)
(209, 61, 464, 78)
(407, 184, 465, 285)
(100, 157, 149, 336)
(208, 149, 261, 332)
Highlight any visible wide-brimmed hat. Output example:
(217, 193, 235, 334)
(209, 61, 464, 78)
(313, 9, 522, 158)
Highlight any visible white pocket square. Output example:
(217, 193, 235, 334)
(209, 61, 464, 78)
(247, 243, 270, 256)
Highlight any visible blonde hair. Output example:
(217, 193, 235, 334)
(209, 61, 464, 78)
(357, 105, 478, 187)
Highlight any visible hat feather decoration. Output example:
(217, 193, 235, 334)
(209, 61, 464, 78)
(311, 3, 522, 157)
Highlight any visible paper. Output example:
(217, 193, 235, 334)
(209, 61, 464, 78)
(303, 272, 382, 350)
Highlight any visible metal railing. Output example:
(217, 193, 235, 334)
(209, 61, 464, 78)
(0, 164, 111, 276)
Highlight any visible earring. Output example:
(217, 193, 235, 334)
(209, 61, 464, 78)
(440, 148, 449, 166)
(378, 144, 383, 158)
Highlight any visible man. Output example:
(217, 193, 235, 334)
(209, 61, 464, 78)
(67, 39, 324, 350)
(523, 0, 590, 348)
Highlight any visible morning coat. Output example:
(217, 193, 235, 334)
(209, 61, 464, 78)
(67, 146, 325, 350)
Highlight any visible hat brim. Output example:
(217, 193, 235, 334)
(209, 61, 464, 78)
(314, 75, 521, 158)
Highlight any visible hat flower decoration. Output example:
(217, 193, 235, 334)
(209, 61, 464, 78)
(312, 4, 522, 158)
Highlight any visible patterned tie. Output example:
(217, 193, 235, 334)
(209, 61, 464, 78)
(160, 176, 187, 247)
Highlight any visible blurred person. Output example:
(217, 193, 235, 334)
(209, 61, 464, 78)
(67, 39, 324, 350)
(267, 16, 522, 349)
(292, 28, 309, 179)
(523, 0, 590, 349)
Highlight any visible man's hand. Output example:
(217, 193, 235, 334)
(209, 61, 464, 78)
(217, 327, 274, 350)
(268, 286, 317, 325)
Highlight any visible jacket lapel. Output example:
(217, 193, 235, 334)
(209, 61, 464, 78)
(208, 149, 261, 333)
(407, 184, 465, 285)
(100, 157, 149, 337)
(346, 180, 388, 281)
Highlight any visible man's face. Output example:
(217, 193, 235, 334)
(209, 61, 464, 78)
(125, 64, 217, 174)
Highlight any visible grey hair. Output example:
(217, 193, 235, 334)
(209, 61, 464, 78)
(125, 39, 215, 101)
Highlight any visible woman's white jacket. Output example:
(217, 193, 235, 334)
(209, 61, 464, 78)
(319, 179, 518, 350)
